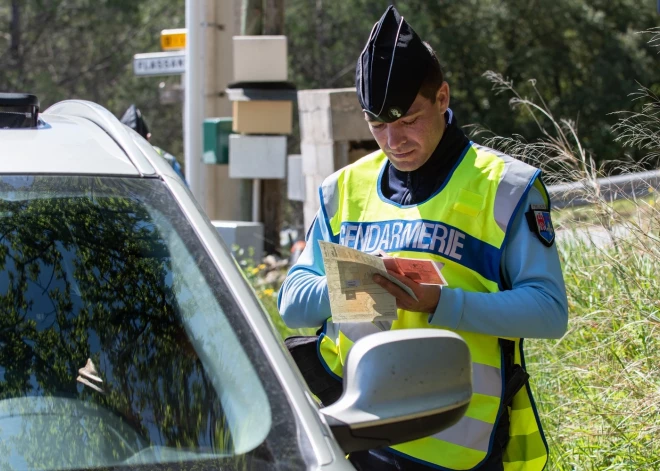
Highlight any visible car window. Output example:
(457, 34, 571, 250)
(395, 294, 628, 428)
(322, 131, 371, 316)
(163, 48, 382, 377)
(0, 176, 306, 470)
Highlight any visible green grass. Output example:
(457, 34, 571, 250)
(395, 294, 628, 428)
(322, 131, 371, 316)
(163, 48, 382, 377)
(527, 233, 660, 471)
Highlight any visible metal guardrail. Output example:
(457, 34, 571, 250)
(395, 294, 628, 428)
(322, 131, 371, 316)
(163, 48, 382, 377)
(547, 170, 660, 209)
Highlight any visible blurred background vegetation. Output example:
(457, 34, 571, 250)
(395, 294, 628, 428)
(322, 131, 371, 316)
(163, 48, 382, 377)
(0, 0, 187, 156)
(1, 0, 659, 169)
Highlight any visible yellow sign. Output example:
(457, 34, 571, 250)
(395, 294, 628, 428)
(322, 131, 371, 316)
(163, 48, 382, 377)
(161, 29, 186, 51)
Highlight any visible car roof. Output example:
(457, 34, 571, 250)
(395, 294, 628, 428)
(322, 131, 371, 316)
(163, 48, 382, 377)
(0, 99, 157, 177)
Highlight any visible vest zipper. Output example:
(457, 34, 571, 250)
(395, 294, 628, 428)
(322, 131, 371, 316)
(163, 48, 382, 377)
(407, 173, 415, 204)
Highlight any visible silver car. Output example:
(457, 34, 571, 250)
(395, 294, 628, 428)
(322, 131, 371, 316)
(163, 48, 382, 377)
(0, 93, 472, 471)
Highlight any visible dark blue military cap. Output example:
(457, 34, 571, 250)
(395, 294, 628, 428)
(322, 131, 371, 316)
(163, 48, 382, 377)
(356, 5, 433, 123)
(120, 104, 150, 140)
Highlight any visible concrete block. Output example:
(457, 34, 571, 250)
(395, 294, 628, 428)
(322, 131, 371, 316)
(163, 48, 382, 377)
(212, 220, 264, 263)
(227, 86, 297, 102)
(301, 142, 319, 175)
(296, 87, 379, 230)
(233, 36, 288, 82)
(297, 88, 373, 143)
(329, 90, 374, 141)
(232, 100, 293, 135)
(298, 91, 332, 142)
(229, 134, 286, 179)
(332, 141, 349, 173)
(318, 143, 338, 176)
(287, 155, 305, 201)
(304, 175, 323, 206)
(304, 175, 318, 204)
(303, 142, 336, 176)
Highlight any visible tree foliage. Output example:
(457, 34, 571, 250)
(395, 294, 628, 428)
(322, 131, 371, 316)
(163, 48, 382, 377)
(0, 0, 185, 157)
(287, 0, 660, 165)
(2, 0, 658, 167)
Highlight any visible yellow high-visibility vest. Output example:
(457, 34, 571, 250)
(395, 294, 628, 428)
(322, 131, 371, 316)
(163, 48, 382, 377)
(316, 144, 549, 470)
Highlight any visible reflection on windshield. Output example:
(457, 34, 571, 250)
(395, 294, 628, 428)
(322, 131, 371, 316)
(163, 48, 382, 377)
(0, 177, 272, 470)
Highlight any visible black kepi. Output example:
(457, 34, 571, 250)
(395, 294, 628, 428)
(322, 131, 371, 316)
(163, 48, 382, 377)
(356, 5, 433, 123)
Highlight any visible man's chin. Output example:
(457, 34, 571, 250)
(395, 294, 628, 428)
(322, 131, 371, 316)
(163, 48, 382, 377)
(388, 156, 423, 172)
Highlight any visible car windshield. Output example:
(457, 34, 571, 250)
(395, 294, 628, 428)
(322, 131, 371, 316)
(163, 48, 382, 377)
(0, 176, 306, 471)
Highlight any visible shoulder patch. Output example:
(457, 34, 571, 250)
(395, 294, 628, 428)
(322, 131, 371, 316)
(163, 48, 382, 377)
(525, 204, 555, 247)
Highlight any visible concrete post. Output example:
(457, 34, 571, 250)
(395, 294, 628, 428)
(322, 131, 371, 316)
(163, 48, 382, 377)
(297, 88, 376, 229)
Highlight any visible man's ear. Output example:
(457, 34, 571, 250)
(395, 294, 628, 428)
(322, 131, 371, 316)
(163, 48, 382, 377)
(436, 82, 450, 112)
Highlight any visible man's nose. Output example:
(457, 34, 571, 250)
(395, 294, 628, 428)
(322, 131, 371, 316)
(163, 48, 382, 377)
(387, 124, 407, 150)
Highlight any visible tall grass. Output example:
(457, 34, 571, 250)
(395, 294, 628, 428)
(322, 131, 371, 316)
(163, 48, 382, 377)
(532, 237, 660, 470)
(478, 66, 660, 470)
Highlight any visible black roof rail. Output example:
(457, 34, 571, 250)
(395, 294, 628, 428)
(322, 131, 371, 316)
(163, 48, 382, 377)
(0, 93, 39, 128)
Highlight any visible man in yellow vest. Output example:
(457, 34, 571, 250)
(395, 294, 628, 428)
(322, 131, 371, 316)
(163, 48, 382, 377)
(279, 5, 568, 470)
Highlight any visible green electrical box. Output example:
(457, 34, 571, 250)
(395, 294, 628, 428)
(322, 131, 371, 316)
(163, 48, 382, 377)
(203, 117, 233, 164)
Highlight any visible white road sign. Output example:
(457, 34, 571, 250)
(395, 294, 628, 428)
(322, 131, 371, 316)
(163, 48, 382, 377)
(133, 51, 185, 77)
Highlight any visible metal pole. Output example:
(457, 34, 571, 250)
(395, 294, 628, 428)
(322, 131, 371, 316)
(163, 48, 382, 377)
(184, 0, 206, 208)
(252, 178, 261, 222)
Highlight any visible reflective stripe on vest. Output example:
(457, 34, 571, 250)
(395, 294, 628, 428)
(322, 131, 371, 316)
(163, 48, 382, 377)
(316, 144, 549, 470)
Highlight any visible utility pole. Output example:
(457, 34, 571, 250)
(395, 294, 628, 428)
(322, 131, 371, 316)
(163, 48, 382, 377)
(184, 0, 205, 206)
(241, 0, 285, 256)
(185, 0, 249, 220)
(204, 0, 246, 220)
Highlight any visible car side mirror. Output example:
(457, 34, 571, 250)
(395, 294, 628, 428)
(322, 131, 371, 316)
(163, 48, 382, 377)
(319, 329, 472, 453)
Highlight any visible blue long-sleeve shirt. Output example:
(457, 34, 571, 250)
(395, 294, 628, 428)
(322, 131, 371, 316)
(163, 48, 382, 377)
(278, 185, 568, 339)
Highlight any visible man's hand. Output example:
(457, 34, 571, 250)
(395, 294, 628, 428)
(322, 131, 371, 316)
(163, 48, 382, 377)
(373, 270, 441, 313)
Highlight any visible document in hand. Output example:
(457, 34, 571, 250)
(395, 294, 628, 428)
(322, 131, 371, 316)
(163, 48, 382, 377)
(378, 250, 447, 285)
(319, 241, 446, 323)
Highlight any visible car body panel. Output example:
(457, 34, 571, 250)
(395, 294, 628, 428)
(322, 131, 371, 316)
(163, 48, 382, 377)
(1, 114, 139, 176)
(44, 100, 157, 176)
